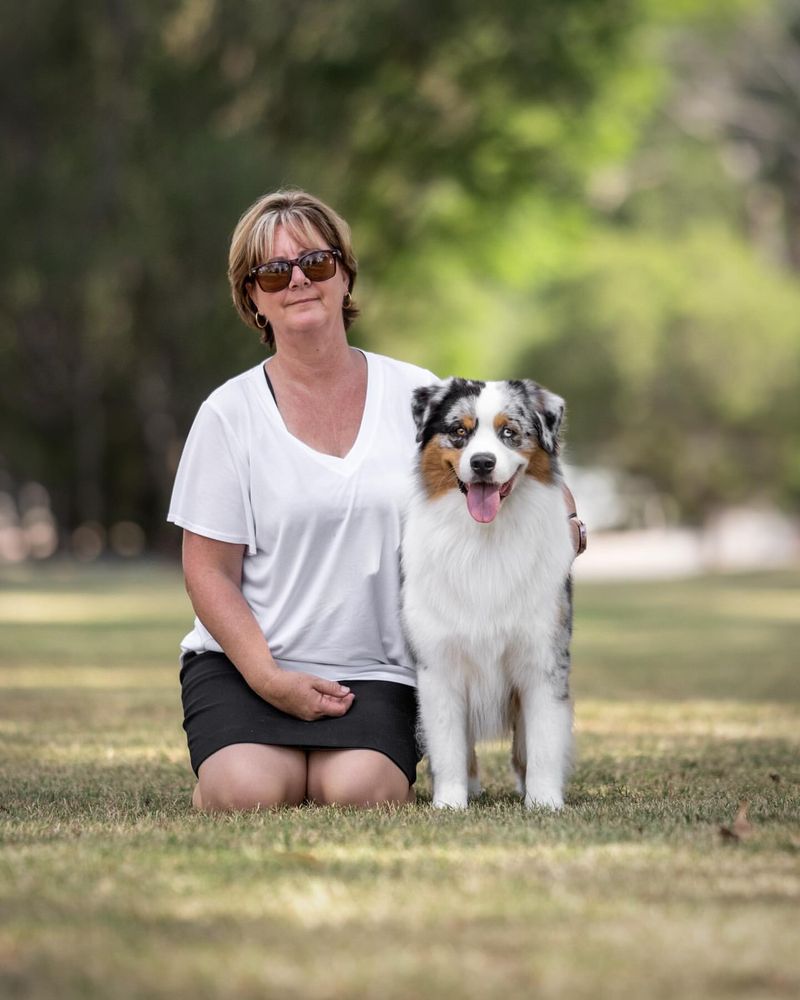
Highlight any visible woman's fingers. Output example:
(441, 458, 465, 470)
(312, 678, 354, 717)
(264, 671, 354, 720)
(316, 691, 355, 716)
(314, 678, 351, 698)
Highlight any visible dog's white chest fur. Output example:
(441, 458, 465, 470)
(401, 377, 575, 810)
(404, 479, 570, 651)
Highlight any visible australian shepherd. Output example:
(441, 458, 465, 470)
(401, 378, 574, 810)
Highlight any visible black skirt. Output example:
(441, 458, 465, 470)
(180, 651, 421, 785)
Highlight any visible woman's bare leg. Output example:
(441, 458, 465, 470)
(307, 749, 414, 807)
(194, 743, 307, 811)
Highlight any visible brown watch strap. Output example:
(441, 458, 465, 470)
(568, 513, 588, 556)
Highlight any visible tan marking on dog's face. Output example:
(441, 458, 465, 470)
(523, 446, 553, 484)
(420, 438, 462, 498)
(493, 412, 511, 433)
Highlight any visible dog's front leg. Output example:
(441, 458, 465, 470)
(520, 677, 573, 811)
(417, 668, 470, 809)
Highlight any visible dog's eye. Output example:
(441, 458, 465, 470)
(499, 425, 521, 447)
(447, 425, 469, 448)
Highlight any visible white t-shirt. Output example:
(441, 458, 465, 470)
(167, 351, 437, 687)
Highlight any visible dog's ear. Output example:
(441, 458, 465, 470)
(522, 380, 565, 454)
(411, 380, 450, 443)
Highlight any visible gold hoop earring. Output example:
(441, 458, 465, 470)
(343, 292, 352, 308)
(255, 312, 268, 329)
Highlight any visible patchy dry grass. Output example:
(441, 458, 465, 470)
(1, 562, 799, 999)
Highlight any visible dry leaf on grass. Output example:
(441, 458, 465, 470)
(719, 800, 754, 842)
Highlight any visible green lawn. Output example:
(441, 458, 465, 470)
(1, 562, 799, 999)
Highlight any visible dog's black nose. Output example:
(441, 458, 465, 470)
(470, 453, 496, 476)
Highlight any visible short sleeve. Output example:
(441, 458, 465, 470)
(167, 401, 256, 553)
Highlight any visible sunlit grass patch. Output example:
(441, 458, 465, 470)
(572, 570, 800, 702)
(0, 664, 176, 689)
(0, 591, 185, 625)
(576, 698, 800, 741)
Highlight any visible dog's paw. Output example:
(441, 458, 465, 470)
(432, 784, 468, 810)
(467, 776, 482, 800)
(525, 789, 564, 811)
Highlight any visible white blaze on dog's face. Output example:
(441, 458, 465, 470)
(411, 378, 565, 524)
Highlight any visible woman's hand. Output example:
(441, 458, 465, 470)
(260, 670, 355, 721)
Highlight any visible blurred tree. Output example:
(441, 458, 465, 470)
(514, 0, 800, 520)
(662, 0, 800, 269)
(515, 224, 800, 520)
(2, 0, 797, 545)
(0, 0, 642, 549)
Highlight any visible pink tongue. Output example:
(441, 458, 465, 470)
(466, 482, 501, 523)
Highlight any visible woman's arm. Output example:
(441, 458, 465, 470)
(182, 530, 354, 720)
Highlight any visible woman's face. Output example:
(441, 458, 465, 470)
(247, 224, 350, 342)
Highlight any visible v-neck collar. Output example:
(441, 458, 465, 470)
(256, 351, 380, 474)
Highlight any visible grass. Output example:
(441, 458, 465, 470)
(1, 561, 799, 999)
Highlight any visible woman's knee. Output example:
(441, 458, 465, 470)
(195, 744, 307, 811)
(307, 749, 412, 807)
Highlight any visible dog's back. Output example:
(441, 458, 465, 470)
(402, 378, 574, 809)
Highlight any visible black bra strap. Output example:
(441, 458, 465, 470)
(263, 365, 278, 406)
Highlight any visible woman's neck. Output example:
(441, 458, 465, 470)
(268, 331, 360, 388)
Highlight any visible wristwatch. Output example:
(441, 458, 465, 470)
(568, 512, 587, 556)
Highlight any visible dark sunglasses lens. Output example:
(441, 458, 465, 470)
(252, 251, 337, 292)
(300, 251, 336, 281)
(254, 263, 291, 292)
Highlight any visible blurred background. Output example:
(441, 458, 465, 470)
(2, 0, 799, 573)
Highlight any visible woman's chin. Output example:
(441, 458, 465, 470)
(276, 317, 344, 342)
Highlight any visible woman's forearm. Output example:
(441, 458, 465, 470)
(185, 567, 281, 699)
(181, 531, 353, 721)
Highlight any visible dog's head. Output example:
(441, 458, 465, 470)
(411, 378, 564, 524)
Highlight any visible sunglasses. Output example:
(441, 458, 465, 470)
(247, 248, 342, 293)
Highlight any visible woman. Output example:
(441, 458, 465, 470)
(168, 189, 439, 810)
(168, 189, 585, 811)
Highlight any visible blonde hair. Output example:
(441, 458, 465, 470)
(228, 189, 359, 348)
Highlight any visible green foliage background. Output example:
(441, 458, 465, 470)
(1, 0, 798, 546)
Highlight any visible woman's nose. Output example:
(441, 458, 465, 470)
(289, 262, 309, 286)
